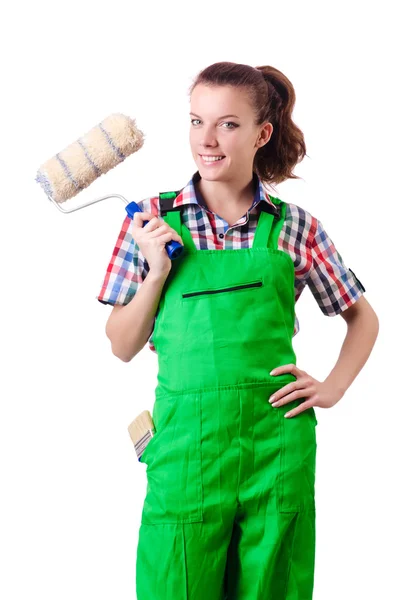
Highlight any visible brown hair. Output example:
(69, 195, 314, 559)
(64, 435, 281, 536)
(188, 62, 307, 190)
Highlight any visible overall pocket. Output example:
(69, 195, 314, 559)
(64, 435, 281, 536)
(277, 400, 317, 513)
(140, 392, 203, 525)
(182, 279, 263, 298)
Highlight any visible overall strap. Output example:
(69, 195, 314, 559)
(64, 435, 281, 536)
(252, 196, 283, 250)
(268, 197, 287, 250)
(159, 190, 197, 254)
(159, 191, 183, 234)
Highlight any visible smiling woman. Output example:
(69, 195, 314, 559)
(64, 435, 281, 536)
(96, 60, 377, 600)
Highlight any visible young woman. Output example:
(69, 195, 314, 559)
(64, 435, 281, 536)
(97, 62, 378, 599)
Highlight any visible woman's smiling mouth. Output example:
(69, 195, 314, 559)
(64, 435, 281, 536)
(199, 154, 226, 165)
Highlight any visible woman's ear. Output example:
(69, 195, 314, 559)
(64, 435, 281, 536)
(258, 122, 273, 147)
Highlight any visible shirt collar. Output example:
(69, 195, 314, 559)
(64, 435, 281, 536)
(172, 171, 278, 213)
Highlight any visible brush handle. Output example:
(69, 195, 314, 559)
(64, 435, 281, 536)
(125, 201, 184, 260)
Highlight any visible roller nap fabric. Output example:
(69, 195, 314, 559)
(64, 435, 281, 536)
(35, 113, 144, 203)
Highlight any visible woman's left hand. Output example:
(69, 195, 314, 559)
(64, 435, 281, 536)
(269, 363, 343, 418)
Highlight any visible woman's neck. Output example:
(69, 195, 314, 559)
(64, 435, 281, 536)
(196, 175, 256, 224)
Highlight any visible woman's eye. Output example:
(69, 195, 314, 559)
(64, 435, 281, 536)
(190, 119, 237, 129)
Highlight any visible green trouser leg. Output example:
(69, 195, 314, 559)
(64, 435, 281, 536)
(137, 388, 316, 599)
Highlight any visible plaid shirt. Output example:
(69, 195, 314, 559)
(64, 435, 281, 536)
(97, 171, 366, 354)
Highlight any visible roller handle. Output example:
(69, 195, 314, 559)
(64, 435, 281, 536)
(125, 201, 184, 260)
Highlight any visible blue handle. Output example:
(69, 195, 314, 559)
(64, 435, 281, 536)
(125, 201, 184, 260)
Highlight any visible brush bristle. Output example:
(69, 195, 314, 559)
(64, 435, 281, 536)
(127, 410, 154, 444)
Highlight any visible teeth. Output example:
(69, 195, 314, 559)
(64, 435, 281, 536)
(202, 156, 224, 162)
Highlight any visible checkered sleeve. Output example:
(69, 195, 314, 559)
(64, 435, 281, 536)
(96, 197, 159, 353)
(306, 218, 366, 316)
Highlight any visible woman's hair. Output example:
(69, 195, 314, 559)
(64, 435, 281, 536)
(188, 62, 307, 190)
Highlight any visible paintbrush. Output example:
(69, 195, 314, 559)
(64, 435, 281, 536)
(127, 410, 156, 461)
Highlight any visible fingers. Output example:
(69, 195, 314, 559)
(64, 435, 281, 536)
(132, 211, 159, 230)
(147, 224, 171, 238)
(283, 400, 315, 419)
(147, 224, 183, 244)
(132, 211, 183, 245)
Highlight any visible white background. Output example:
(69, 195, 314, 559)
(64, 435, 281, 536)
(1, 1, 395, 598)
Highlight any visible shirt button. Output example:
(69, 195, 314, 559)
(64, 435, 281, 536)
(219, 233, 224, 238)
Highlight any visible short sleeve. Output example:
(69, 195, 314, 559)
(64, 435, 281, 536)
(96, 197, 159, 353)
(96, 214, 149, 306)
(306, 218, 366, 316)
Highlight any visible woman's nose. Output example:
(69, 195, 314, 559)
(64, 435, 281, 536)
(201, 136, 219, 148)
(199, 127, 219, 147)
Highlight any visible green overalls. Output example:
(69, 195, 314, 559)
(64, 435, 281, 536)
(136, 191, 317, 599)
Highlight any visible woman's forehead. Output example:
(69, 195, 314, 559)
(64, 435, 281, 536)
(190, 84, 252, 116)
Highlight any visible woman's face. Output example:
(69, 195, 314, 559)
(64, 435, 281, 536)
(189, 83, 272, 181)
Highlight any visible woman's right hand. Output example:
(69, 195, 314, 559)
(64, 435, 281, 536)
(131, 211, 184, 277)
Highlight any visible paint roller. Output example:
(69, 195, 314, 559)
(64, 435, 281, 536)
(35, 112, 184, 259)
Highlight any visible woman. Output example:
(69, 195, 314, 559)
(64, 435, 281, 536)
(97, 62, 379, 599)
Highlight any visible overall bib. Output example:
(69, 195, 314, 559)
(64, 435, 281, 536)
(136, 191, 317, 600)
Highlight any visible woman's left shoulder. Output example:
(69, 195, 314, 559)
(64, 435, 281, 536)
(280, 200, 319, 247)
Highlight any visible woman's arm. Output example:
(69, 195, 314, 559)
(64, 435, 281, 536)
(105, 268, 170, 362)
(323, 295, 379, 401)
(268, 295, 379, 416)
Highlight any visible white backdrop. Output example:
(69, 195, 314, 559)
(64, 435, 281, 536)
(2, 0, 395, 598)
